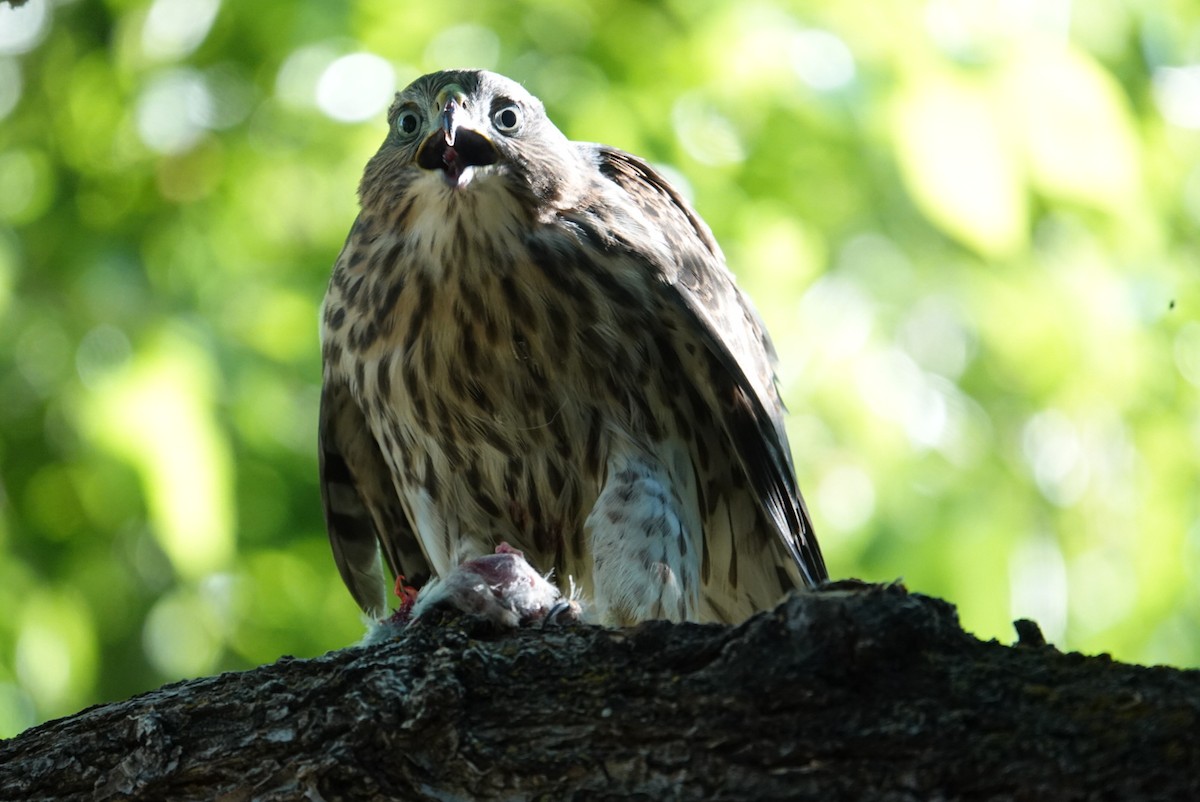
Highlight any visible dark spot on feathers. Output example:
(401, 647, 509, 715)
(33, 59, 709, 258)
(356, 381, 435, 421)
(466, 379, 493, 414)
(482, 309, 500, 344)
(727, 540, 738, 588)
(461, 327, 480, 373)
(410, 388, 429, 429)
(500, 274, 532, 322)
(481, 422, 510, 452)
(533, 522, 557, 554)
(423, 451, 438, 501)
(476, 490, 501, 519)
(376, 354, 392, 397)
(393, 196, 415, 227)
(321, 447, 355, 484)
(376, 275, 407, 331)
(421, 336, 435, 377)
(527, 483, 543, 523)
(584, 409, 603, 477)
(546, 300, 567, 334)
(459, 279, 486, 320)
(504, 457, 521, 500)
(695, 435, 710, 474)
(576, 251, 640, 309)
(403, 304, 427, 355)
(380, 240, 407, 270)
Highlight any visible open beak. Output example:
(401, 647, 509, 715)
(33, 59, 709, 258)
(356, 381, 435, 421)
(416, 88, 498, 186)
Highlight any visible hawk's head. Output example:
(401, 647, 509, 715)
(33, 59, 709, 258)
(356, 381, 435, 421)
(360, 69, 587, 214)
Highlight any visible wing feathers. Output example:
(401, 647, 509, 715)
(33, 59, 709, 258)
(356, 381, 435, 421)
(319, 378, 430, 616)
(592, 145, 828, 586)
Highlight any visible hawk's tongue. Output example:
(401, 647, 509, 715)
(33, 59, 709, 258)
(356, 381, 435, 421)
(442, 146, 463, 182)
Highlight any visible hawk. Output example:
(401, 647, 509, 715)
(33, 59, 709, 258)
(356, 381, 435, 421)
(319, 69, 827, 627)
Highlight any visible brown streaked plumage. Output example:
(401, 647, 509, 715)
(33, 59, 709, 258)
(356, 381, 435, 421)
(319, 69, 826, 625)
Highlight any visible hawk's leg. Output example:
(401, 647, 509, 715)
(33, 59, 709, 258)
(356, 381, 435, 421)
(586, 448, 702, 626)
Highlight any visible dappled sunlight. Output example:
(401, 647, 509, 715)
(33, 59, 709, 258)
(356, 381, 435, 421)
(140, 0, 221, 63)
(1153, 66, 1200, 130)
(0, 148, 54, 225)
(315, 53, 395, 123)
(14, 591, 96, 721)
(135, 68, 216, 155)
(1069, 547, 1140, 636)
(892, 70, 1028, 257)
(84, 330, 235, 580)
(0, 1, 48, 56)
(1009, 534, 1069, 643)
(815, 463, 876, 534)
(790, 28, 856, 92)
(672, 92, 746, 167)
(1002, 42, 1142, 212)
(142, 582, 228, 678)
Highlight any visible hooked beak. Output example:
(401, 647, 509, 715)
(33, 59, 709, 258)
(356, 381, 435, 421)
(416, 87, 498, 187)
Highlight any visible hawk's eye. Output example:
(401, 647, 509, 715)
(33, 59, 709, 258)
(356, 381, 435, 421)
(395, 109, 421, 138)
(492, 104, 522, 134)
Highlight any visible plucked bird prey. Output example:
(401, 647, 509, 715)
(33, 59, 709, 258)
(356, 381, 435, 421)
(319, 69, 827, 627)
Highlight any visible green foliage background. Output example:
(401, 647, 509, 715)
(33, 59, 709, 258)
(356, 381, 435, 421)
(1, 0, 1198, 736)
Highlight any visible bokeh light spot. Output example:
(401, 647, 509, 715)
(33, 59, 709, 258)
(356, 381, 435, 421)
(135, 69, 214, 154)
(0, 0, 49, 56)
(1174, 323, 1200, 387)
(672, 93, 745, 166)
(75, 324, 133, 390)
(0, 148, 55, 224)
(892, 72, 1027, 256)
(791, 29, 856, 92)
(1022, 409, 1088, 507)
(1153, 65, 1200, 129)
(1009, 535, 1068, 644)
(141, 0, 221, 62)
(315, 53, 395, 123)
(817, 464, 876, 533)
(15, 594, 96, 716)
(86, 330, 235, 579)
(143, 588, 223, 678)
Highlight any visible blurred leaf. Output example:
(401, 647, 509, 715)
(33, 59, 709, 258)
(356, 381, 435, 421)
(14, 590, 96, 719)
(83, 326, 234, 579)
(999, 41, 1142, 212)
(892, 67, 1027, 257)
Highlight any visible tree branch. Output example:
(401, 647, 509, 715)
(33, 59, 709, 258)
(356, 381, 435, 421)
(2, 582, 1197, 800)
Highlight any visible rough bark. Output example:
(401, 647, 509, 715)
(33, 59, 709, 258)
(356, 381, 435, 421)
(1, 582, 1196, 801)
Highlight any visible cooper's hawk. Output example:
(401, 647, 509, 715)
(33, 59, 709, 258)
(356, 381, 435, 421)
(319, 69, 827, 627)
